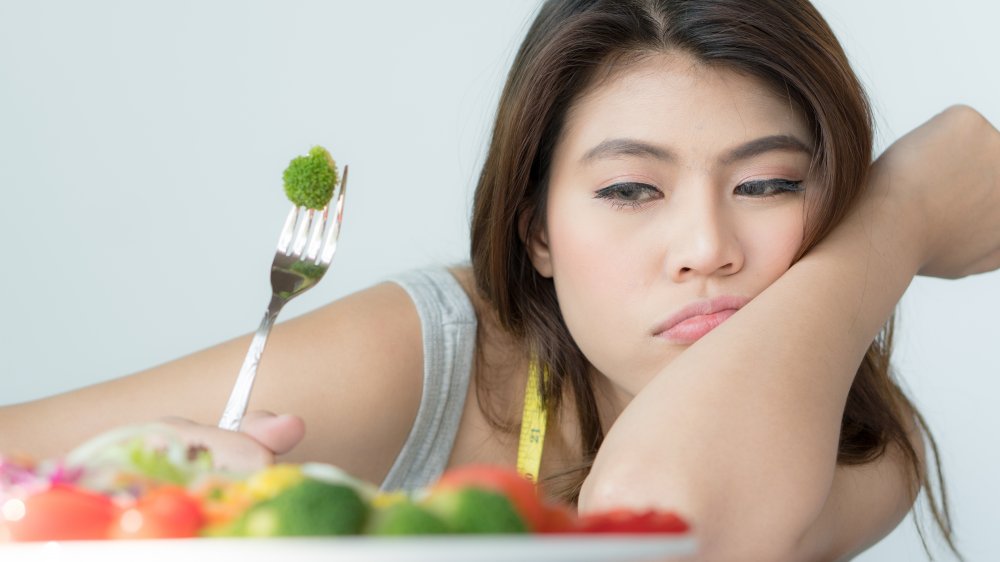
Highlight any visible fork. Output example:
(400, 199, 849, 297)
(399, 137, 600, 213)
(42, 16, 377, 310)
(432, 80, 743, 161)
(217, 166, 348, 431)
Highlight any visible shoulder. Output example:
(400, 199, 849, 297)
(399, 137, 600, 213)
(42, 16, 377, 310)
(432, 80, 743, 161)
(392, 266, 481, 327)
(268, 265, 502, 481)
(447, 264, 505, 336)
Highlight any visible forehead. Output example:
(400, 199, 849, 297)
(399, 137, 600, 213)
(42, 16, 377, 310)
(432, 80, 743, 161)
(558, 51, 812, 161)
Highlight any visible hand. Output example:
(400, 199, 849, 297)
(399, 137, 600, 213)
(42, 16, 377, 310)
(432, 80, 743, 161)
(871, 104, 1000, 279)
(158, 411, 306, 472)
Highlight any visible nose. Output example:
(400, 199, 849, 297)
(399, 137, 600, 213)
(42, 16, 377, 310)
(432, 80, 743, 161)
(663, 192, 744, 282)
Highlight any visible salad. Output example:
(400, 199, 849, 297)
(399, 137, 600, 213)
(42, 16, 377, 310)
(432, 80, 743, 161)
(0, 426, 690, 542)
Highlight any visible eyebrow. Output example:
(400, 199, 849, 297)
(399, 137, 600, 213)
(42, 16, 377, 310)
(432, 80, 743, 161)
(580, 134, 813, 165)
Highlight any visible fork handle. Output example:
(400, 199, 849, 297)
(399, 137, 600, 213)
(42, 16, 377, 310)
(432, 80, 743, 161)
(217, 295, 287, 431)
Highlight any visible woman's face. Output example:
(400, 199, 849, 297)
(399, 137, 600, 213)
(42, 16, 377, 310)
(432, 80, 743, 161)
(529, 52, 813, 397)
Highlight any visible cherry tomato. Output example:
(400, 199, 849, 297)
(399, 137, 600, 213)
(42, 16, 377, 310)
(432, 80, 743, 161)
(112, 486, 204, 539)
(434, 465, 548, 532)
(536, 501, 578, 534)
(6, 484, 118, 541)
(577, 508, 690, 534)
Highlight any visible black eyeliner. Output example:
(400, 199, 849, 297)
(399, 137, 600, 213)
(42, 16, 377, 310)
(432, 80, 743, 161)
(594, 182, 656, 198)
(736, 179, 804, 197)
(745, 179, 803, 190)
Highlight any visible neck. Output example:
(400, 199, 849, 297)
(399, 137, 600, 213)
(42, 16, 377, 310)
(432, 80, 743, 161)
(589, 365, 635, 435)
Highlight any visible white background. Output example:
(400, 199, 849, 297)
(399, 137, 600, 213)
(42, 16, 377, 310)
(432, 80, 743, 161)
(0, 1, 997, 560)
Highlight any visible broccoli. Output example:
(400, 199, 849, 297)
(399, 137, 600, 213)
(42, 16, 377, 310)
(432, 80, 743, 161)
(235, 479, 369, 537)
(369, 499, 451, 535)
(422, 488, 528, 534)
(283, 146, 338, 210)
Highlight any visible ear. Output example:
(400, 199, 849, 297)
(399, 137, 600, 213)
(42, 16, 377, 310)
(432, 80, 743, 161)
(518, 207, 553, 278)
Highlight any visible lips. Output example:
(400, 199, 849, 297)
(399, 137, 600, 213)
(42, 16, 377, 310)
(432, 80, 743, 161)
(653, 295, 749, 344)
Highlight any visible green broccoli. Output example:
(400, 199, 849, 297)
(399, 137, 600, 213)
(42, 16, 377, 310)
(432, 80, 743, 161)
(368, 499, 451, 536)
(422, 488, 528, 534)
(235, 479, 369, 537)
(283, 146, 338, 209)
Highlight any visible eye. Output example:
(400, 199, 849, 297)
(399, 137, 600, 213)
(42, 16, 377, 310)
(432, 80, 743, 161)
(594, 182, 662, 210)
(734, 179, 804, 198)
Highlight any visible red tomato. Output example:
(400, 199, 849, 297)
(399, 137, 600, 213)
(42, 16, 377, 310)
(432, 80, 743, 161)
(434, 465, 548, 532)
(536, 501, 578, 534)
(112, 486, 204, 539)
(577, 508, 690, 534)
(6, 484, 118, 541)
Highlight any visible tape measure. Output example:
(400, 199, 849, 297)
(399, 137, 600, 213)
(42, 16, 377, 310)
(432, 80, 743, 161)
(516, 357, 548, 483)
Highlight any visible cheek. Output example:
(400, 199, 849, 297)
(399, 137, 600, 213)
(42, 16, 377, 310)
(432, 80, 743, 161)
(545, 193, 644, 308)
(543, 195, 651, 376)
(548, 216, 636, 286)
(740, 207, 805, 281)
(547, 216, 605, 316)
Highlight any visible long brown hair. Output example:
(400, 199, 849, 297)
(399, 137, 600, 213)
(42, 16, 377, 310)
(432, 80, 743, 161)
(470, 0, 956, 557)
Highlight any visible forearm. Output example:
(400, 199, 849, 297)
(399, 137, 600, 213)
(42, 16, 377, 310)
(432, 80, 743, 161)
(578, 172, 923, 558)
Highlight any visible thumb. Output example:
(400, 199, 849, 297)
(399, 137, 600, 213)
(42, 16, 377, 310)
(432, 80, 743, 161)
(240, 411, 306, 456)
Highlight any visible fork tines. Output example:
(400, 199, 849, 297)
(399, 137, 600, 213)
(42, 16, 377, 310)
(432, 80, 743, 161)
(321, 166, 347, 265)
(276, 165, 348, 263)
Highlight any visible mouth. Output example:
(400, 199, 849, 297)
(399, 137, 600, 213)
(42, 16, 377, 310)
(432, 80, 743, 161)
(653, 295, 749, 344)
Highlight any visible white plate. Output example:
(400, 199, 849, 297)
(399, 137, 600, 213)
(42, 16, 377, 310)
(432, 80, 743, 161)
(1, 535, 696, 562)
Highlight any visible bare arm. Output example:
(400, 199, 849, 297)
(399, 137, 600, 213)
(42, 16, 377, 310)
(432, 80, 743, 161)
(579, 105, 1000, 560)
(0, 281, 424, 484)
(803, 411, 926, 561)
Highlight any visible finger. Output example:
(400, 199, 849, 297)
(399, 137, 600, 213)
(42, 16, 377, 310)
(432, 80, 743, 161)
(240, 411, 307, 456)
(157, 417, 273, 472)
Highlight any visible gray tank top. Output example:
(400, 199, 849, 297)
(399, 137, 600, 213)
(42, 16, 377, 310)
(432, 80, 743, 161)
(379, 267, 478, 491)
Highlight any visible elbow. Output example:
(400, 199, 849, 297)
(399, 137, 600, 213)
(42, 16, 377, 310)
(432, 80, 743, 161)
(579, 462, 826, 562)
(578, 459, 693, 515)
(577, 462, 625, 514)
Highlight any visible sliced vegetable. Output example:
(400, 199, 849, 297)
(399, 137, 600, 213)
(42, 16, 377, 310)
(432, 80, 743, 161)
(536, 501, 577, 534)
(3, 428, 693, 541)
(433, 464, 547, 532)
(112, 486, 204, 539)
(232, 479, 368, 537)
(368, 499, 450, 535)
(423, 488, 527, 534)
(576, 508, 690, 534)
(63, 424, 213, 495)
(244, 464, 304, 501)
(5, 484, 117, 541)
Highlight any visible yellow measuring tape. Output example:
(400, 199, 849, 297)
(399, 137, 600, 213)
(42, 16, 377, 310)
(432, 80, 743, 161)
(516, 357, 548, 483)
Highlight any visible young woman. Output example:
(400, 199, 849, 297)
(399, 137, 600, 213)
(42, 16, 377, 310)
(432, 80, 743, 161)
(3, 1, 999, 559)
